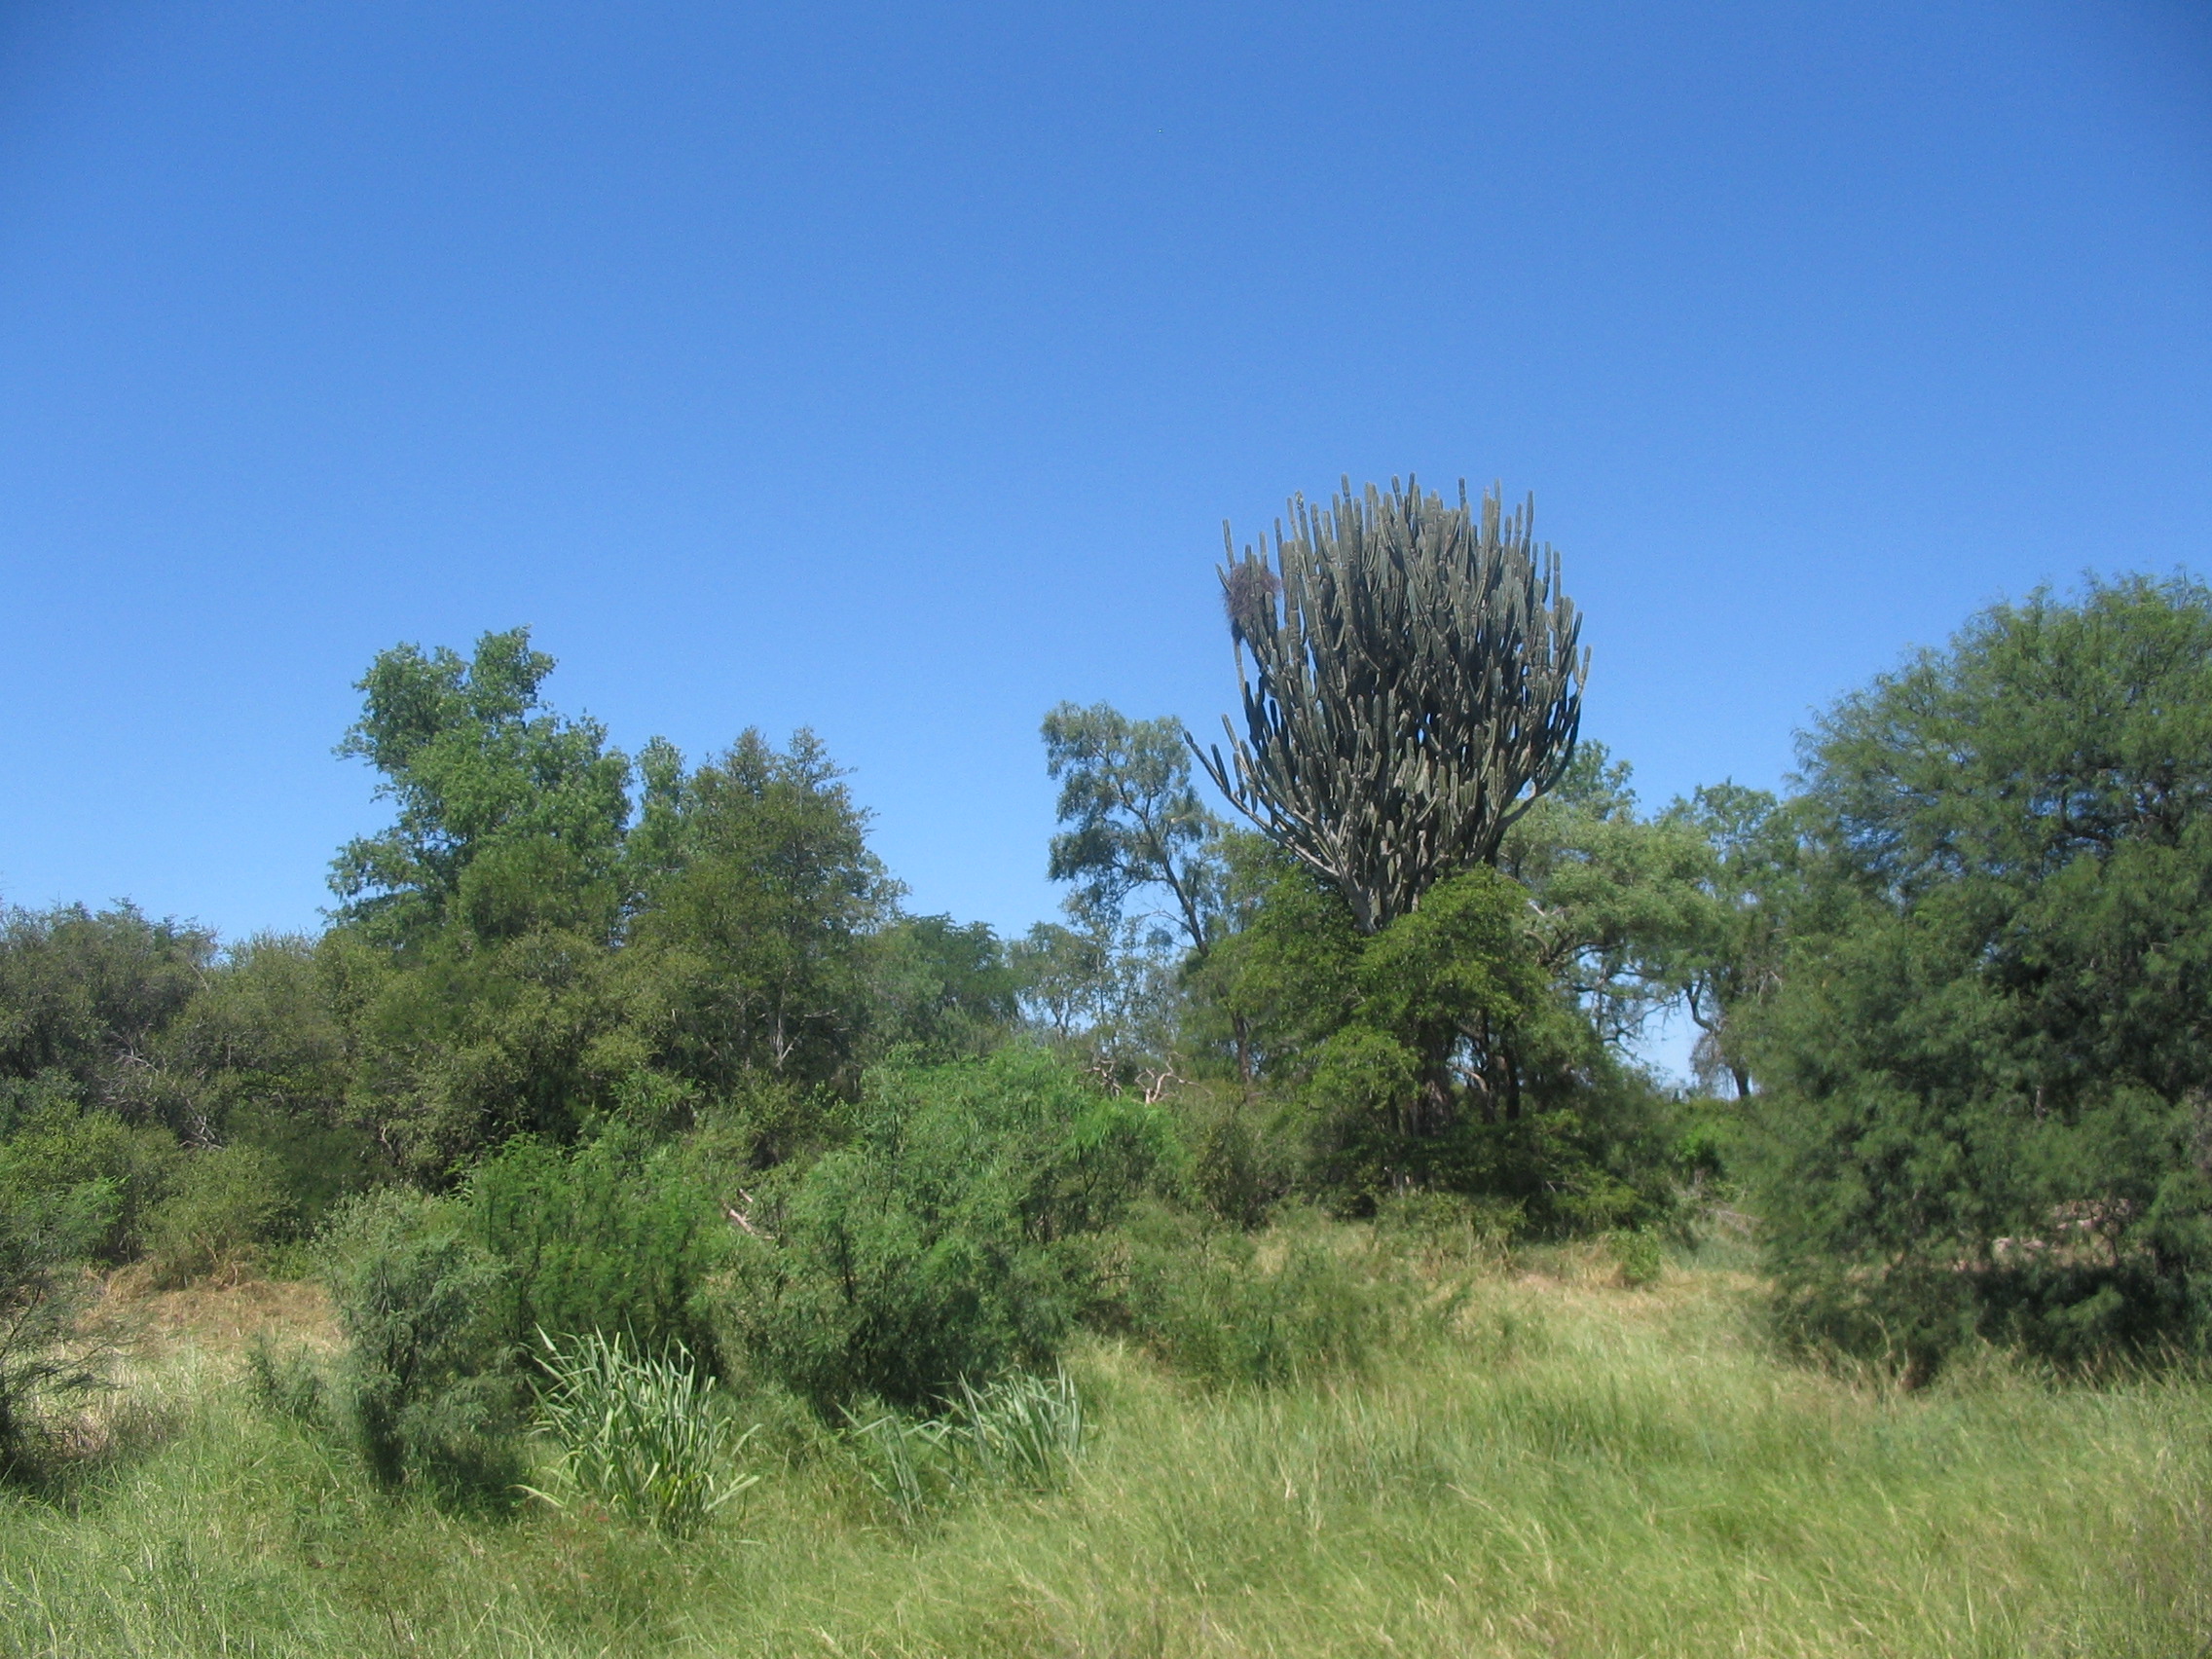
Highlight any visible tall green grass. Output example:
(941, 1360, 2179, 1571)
(0, 1250, 2204, 1657)
(526, 1330, 756, 1534)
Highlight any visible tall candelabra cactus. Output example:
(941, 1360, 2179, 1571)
(1193, 477, 1587, 934)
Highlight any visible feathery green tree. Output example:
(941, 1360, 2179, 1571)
(1750, 575, 2212, 1369)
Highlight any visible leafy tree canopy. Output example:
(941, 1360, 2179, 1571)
(332, 628, 632, 946)
(1749, 575, 2212, 1367)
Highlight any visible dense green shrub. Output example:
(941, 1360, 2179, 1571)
(0, 1182, 112, 1478)
(0, 903, 214, 1097)
(1179, 1090, 1295, 1230)
(320, 1190, 523, 1500)
(1748, 577, 2212, 1374)
(720, 1048, 1175, 1410)
(0, 1104, 179, 1264)
(465, 1128, 729, 1367)
(1371, 1189, 1523, 1269)
(222, 1101, 383, 1235)
(143, 1143, 293, 1287)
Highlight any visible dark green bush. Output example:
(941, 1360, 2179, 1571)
(0, 1181, 112, 1478)
(0, 1103, 178, 1264)
(224, 1100, 383, 1236)
(1747, 578, 2212, 1374)
(720, 1047, 1174, 1411)
(1372, 1189, 1522, 1269)
(1180, 1091, 1294, 1230)
(465, 1128, 729, 1367)
(320, 1190, 523, 1501)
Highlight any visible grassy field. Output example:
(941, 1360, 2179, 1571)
(2, 1241, 2205, 1658)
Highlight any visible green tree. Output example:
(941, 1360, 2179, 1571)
(0, 902, 216, 1124)
(1501, 746, 1714, 1054)
(324, 631, 646, 1170)
(1749, 575, 2212, 1367)
(1042, 703, 1227, 955)
(628, 729, 901, 1090)
(1194, 477, 1586, 933)
(867, 914, 1019, 1062)
(1656, 783, 1795, 1098)
(333, 628, 632, 945)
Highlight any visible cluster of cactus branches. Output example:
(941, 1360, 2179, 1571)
(1192, 476, 1587, 934)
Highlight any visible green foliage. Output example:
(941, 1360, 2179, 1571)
(1193, 848, 1674, 1223)
(1654, 782, 1795, 1095)
(954, 1368, 1084, 1490)
(317, 919, 647, 1174)
(527, 1329, 757, 1533)
(320, 1190, 522, 1499)
(332, 628, 632, 945)
(142, 1143, 294, 1287)
(1750, 575, 2212, 1371)
(841, 1368, 1086, 1523)
(1371, 1189, 1523, 1269)
(1179, 1089, 1296, 1229)
(628, 729, 901, 1091)
(1043, 702, 1227, 955)
(720, 1048, 1174, 1410)
(1196, 477, 1585, 933)
(839, 1403, 961, 1523)
(1607, 1228, 1666, 1288)
(154, 933, 380, 1224)
(0, 1179, 112, 1478)
(243, 1337, 328, 1427)
(465, 1130, 729, 1367)
(865, 913, 1018, 1062)
(1113, 1207, 1408, 1387)
(0, 902, 215, 1100)
(1501, 745, 1726, 1052)
(0, 1103, 178, 1264)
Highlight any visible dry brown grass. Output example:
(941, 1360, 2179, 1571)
(83, 1269, 340, 1361)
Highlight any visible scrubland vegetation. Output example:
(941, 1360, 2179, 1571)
(2, 1239, 2205, 1657)
(2, 479, 2208, 1653)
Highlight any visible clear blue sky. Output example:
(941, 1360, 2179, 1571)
(2, 0, 2207, 946)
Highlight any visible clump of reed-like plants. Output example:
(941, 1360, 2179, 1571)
(526, 1329, 756, 1533)
(842, 1367, 1085, 1523)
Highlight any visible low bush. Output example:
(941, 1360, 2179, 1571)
(466, 1129, 729, 1367)
(320, 1189, 523, 1501)
(1372, 1189, 1522, 1270)
(142, 1143, 293, 1287)
(720, 1048, 1173, 1411)
(1179, 1090, 1293, 1230)
(1607, 1227, 1666, 1288)
(0, 1103, 178, 1263)
(0, 1182, 112, 1479)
